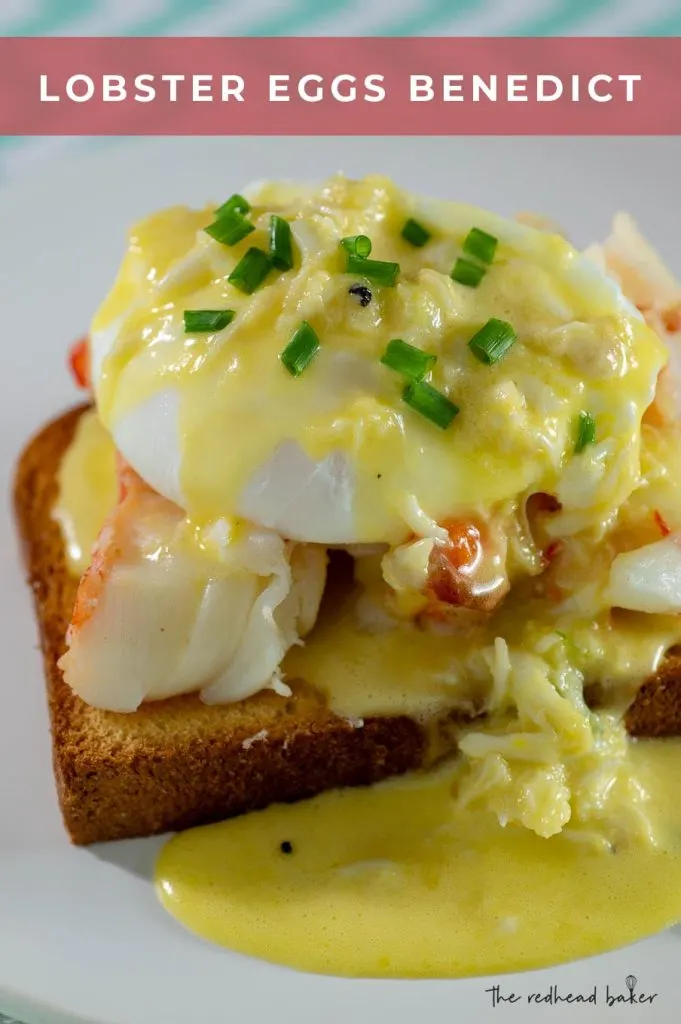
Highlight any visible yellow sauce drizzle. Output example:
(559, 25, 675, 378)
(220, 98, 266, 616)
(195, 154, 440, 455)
(92, 176, 665, 542)
(156, 740, 681, 978)
(52, 409, 117, 576)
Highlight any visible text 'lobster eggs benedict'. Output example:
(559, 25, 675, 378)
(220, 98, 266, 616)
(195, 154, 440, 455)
(50, 173, 681, 976)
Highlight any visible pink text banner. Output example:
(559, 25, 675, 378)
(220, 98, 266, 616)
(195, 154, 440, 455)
(1, 37, 679, 136)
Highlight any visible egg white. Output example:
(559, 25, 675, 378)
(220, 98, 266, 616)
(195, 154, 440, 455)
(89, 194, 651, 548)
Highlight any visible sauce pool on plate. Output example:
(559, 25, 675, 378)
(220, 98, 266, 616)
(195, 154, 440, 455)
(156, 739, 681, 978)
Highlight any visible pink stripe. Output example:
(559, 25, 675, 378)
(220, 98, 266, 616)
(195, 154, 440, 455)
(1, 37, 679, 136)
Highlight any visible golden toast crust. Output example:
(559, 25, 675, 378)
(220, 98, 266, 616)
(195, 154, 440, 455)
(14, 406, 432, 844)
(13, 405, 680, 844)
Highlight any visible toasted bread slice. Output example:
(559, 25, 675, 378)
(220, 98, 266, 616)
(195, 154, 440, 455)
(14, 406, 681, 844)
(14, 405, 462, 844)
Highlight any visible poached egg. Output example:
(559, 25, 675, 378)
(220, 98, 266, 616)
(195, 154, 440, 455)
(50, 175, 681, 978)
(55, 176, 681, 848)
(91, 174, 664, 546)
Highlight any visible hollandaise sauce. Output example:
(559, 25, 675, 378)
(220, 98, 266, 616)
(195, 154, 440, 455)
(52, 410, 117, 576)
(57, 175, 681, 977)
(91, 175, 666, 545)
(156, 740, 681, 978)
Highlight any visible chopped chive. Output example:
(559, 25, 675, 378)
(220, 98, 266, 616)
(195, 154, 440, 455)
(401, 218, 431, 248)
(269, 215, 295, 272)
(228, 247, 271, 294)
(205, 208, 254, 247)
(451, 257, 486, 288)
(468, 318, 517, 365)
(215, 193, 250, 217)
(345, 253, 399, 287)
(402, 380, 458, 429)
(280, 321, 320, 377)
(574, 411, 596, 454)
(340, 235, 373, 259)
(463, 227, 498, 265)
(183, 309, 235, 333)
(381, 338, 436, 382)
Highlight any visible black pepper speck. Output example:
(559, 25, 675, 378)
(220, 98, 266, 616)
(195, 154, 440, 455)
(349, 283, 372, 307)
(280, 840, 294, 854)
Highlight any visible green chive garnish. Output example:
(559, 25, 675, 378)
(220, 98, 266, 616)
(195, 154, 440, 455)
(574, 411, 596, 453)
(381, 338, 436, 382)
(183, 309, 235, 333)
(401, 218, 431, 248)
(468, 318, 517, 365)
(281, 321, 320, 377)
(451, 257, 486, 288)
(402, 380, 458, 430)
(345, 254, 399, 287)
(269, 215, 295, 272)
(215, 193, 250, 217)
(463, 227, 498, 265)
(341, 235, 372, 259)
(205, 208, 254, 247)
(228, 247, 271, 294)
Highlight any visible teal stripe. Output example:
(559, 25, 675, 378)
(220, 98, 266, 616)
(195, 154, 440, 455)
(124, 0, 229, 36)
(377, 0, 482, 37)
(247, 0, 353, 37)
(9, 0, 92, 36)
(509, 0, 617, 36)
(640, 12, 681, 34)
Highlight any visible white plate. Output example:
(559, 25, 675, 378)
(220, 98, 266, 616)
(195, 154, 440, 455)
(2, 136, 681, 1024)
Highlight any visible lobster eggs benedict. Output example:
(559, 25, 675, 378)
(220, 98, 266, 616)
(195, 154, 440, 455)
(47, 174, 681, 976)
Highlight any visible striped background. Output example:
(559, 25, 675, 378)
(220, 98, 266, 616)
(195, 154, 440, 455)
(3, 0, 681, 37)
(1, 0, 680, 178)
